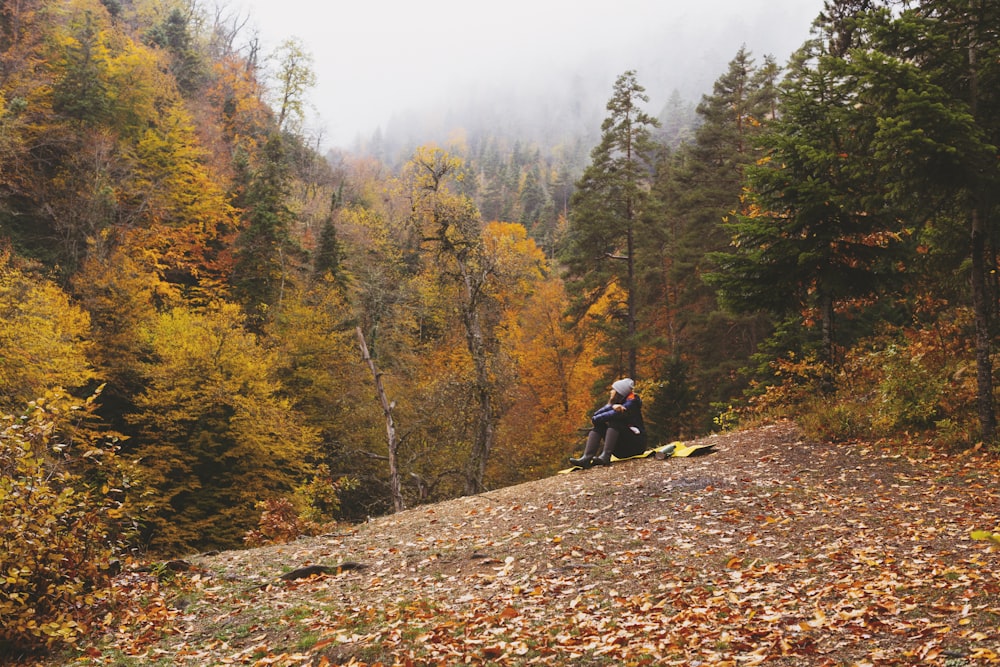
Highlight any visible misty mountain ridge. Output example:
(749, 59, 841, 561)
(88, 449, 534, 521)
(342, 8, 814, 162)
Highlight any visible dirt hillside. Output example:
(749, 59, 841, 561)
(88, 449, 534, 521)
(55, 421, 1000, 665)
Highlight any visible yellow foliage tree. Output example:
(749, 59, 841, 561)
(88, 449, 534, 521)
(405, 147, 550, 494)
(133, 100, 234, 226)
(129, 97, 239, 300)
(204, 54, 272, 157)
(0, 250, 94, 410)
(71, 232, 179, 409)
(267, 280, 368, 453)
(130, 301, 320, 554)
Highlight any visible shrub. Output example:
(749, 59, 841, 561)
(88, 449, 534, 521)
(716, 352, 831, 429)
(725, 308, 979, 447)
(818, 312, 974, 444)
(243, 465, 356, 547)
(714, 303, 980, 448)
(0, 388, 133, 659)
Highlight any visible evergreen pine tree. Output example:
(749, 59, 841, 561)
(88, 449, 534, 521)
(657, 89, 698, 148)
(650, 48, 780, 424)
(519, 163, 549, 230)
(705, 0, 1000, 438)
(313, 200, 345, 286)
(859, 0, 1000, 439)
(561, 71, 660, 379)
(52, 10, 110, 124)
(148, 7, 205, 95)
(232, 134, 295, 326)
(479, 151, 507, 222)
(705, 37, 908, 366)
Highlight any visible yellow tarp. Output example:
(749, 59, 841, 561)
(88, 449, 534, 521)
(671, 442, 716, 457)
(558, 440, 714, 473)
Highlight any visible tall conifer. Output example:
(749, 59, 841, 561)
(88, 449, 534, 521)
(865, 0, 1000, 439)
(233, 134, 295, 326)
(651, 49, 779, 425)
(561, 71, 659, 379)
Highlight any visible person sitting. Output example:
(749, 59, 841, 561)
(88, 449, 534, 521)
(569, 378, 647, 468)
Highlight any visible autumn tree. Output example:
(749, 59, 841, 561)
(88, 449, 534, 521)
(22, 4, 124, 272)
(265, 280, 372, 498)
(1, 0, 233, 281)
(70, 230, 185, 439)
(329, 185, 449, 512)
(204, 52, 272, 151)
(0, 0, 362, 554)
(494, 276, 604, 481)
(0, 249, 94, 410)
(268, 37, 315, 133)
(407, 147, 497, 495)
(129, 301, 320, 554)
(0, 0, 44, 88)
(406, 147, 544, 495)
(51, 8, 110, 124)
(125, 87, 238, 301)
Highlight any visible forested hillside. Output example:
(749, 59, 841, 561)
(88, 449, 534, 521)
(2, 0, 1000, 659)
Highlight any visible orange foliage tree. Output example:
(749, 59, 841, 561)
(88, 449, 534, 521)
(494, 276, 605, 482)
(404, 148, 548, 494)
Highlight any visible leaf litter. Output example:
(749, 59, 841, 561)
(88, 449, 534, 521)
(45, 421, 1000, 666)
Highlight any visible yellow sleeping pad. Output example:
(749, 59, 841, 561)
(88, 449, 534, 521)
(558, 440, 714, 473)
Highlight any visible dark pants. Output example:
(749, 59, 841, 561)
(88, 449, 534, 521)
(588, 422, 647, 459)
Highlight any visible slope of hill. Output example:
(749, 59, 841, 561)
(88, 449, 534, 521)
(46, 422, 1000, 666)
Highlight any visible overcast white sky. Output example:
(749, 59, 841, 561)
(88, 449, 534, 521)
(235, 0, 828, 149)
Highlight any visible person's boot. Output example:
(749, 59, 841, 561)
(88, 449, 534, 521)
(592, 427, 620, 466)
(569, 430, 601, 468)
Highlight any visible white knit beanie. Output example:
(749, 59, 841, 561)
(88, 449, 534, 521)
(612, 378, 634, 397)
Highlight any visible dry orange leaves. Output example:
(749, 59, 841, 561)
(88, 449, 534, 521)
(54, 422, 1000, 666)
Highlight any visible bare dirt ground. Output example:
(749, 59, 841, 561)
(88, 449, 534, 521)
(47, 421, 1000, 665)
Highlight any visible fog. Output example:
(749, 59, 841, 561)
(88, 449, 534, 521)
(237, 0, 829, 150)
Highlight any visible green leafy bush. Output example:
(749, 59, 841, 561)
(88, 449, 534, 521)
(818, 312, 973, 444)
(0, 389, 133, 658)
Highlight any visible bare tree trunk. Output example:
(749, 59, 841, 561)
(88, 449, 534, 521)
(458, 264, 496, 496)
(820, 292, 837, 394)
(821, 292, 835, 366)
(967, 31, 996, 442)
(356, 327, 404, 512)
(626, 213, 637, 379)
(624, 111, 638, 380)
(971, 209, 996, 442)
